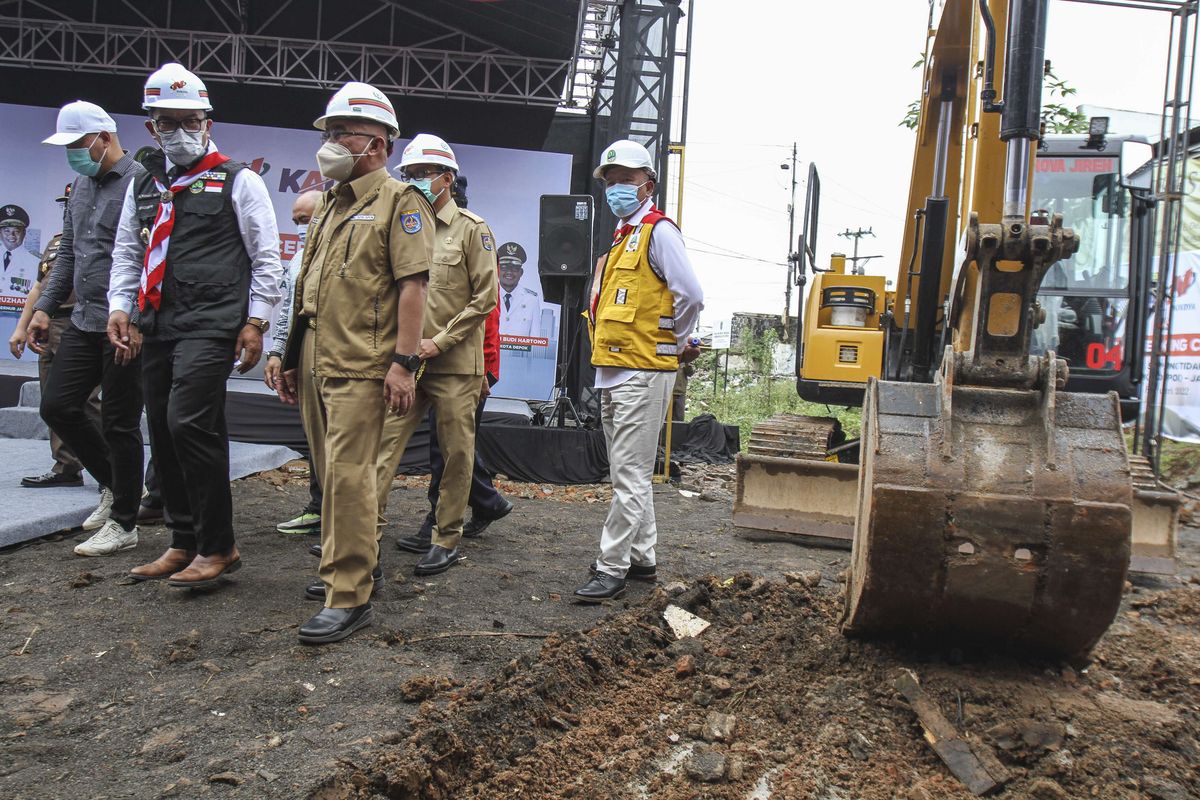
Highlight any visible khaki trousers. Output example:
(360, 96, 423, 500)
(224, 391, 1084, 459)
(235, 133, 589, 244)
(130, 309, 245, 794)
(596, 370, 675, 578)
(300, 333, 386, 608)
(376, 372, 482, 550)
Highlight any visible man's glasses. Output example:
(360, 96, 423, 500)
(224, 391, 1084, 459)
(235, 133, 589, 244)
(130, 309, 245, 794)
(399, 167, 447, 182)
(151, 117, 207, 134)
(320, 130, 376, 143)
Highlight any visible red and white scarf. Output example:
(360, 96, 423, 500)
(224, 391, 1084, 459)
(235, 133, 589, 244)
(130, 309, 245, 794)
(139, 151, 231, 311)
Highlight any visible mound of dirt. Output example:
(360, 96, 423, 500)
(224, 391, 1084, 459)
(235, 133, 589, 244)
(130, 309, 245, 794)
(312, 579, 1200, 800)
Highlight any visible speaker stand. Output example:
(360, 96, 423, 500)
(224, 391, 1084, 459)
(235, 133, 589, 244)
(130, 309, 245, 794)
(545, 278, 584, 428)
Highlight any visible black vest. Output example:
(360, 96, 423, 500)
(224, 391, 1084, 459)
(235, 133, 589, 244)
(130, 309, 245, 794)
(133, 153, 252, 341)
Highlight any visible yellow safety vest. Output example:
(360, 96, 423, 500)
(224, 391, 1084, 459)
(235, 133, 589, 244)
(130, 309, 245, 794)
(590, 217, 678, 371)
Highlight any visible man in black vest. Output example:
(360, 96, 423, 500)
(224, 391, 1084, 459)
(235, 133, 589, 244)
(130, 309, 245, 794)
(106, 63, 283, 588)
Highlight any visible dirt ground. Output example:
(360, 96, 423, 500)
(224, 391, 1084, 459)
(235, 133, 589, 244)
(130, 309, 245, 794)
(1, 463, 1198, 800)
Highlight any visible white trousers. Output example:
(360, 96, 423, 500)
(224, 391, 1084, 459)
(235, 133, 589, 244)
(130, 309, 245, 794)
(596, 370, 676, 578)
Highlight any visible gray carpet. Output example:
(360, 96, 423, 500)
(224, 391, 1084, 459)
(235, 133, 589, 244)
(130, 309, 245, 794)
(0, 439, 300, 547)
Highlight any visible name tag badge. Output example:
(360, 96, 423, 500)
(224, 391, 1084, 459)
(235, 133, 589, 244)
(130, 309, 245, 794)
(351, 214, 376, 222)
(625, 232, 641, 252)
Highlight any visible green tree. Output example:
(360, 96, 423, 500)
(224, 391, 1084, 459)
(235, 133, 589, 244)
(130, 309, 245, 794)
(900, 58, 1087, 134)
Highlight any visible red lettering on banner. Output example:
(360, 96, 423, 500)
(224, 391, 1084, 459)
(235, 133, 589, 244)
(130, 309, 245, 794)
(279, 233, 300, 261)
(1163, 334, 1200, 355)
(1037, 158, 1065, 173)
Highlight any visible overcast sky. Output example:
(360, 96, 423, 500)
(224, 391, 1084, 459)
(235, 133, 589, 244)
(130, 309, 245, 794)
(678, 0, 1175, 328)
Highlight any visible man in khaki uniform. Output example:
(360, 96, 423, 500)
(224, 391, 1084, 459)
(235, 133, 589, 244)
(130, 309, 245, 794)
(376, 133, 498, 577)
(278, 83, 433, 645)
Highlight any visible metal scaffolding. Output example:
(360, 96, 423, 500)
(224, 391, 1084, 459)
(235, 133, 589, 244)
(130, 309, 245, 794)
(0, 0, 574, 107)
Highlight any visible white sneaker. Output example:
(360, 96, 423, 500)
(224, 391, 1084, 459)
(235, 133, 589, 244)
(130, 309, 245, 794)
(74, 519, 138, 557)
(82, 487, 114, 531)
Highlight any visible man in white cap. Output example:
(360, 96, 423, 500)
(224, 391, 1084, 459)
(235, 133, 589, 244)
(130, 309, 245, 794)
(375, 133, 498, 577)
(574, 139, 703, 602)
(107, 63, 283, 588)
(274, 83, 433, 644)
(26, 101, 147, 555)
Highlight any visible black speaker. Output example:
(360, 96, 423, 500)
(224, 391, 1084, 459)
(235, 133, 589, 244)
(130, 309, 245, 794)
(539, 194, 594, 279)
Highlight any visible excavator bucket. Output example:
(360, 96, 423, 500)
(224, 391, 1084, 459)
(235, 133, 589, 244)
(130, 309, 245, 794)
(841, 370, 1132, 659)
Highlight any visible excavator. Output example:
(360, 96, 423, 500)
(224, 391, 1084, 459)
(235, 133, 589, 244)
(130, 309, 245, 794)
(733, 0, 1179, 658)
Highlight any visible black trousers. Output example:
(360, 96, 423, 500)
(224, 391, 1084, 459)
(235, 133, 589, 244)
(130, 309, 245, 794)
(142, 338, 236, 555)
(303, 461, 323, 515)
(39, 325, 144, 530)
(426, 398, 504, 515)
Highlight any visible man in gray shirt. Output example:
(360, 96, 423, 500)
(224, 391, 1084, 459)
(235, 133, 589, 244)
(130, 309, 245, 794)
(27, 100, 147, 557)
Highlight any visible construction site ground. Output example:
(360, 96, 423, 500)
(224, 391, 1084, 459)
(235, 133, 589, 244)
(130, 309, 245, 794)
(1, 462, 1198, 800)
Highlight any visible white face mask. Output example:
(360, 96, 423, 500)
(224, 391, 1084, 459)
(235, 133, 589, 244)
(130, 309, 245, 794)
(315, 141, 372, 182)
(161, 128, 207, 167)
(295, 223, 308, 246)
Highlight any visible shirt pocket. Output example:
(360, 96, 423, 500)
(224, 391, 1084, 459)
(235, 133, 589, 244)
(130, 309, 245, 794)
(430, 249, 463, 290)
(596, 303, 636, 348)
(96, 196, 123, 235)
(341, 221, 387, 280)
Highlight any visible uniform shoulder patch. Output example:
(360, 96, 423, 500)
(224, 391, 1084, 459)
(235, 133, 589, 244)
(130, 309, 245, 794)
(480, 233, 493, 251)
(400, 210, 422, 234)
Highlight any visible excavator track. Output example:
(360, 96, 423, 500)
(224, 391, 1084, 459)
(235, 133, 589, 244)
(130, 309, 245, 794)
(745, 413, 842, 460)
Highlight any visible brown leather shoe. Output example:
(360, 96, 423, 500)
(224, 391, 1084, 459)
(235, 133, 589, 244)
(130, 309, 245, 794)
(129, 548, 196, 582)
(167, 547, 242, 589)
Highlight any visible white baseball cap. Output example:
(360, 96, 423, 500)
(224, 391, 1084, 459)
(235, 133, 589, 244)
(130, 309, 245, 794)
(42, 100, 117, 146)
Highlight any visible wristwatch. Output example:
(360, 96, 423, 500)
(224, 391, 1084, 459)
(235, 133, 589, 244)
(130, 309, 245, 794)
(393, 352, 421, 372)
(246, 316, 269, 333)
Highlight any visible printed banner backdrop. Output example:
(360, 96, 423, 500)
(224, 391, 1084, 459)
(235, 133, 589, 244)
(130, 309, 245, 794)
(0, 102, 570, 400)
(1152, 156, 1200, 442)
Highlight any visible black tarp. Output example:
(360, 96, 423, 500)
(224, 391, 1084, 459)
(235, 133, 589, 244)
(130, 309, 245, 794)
(225, 392, 740, 486)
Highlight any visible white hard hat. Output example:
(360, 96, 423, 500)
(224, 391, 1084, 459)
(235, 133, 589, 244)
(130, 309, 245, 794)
(398, 133, 459, 171)
(593, 139, 656, 179)
(143, 63, 212, 111)
(314, 82, 399, 138)
(43, 100, 117, 146)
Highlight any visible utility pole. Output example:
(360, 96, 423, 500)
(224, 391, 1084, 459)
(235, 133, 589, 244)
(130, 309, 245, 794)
(782, 142, 798, 340)
(837, 227, 879, 274)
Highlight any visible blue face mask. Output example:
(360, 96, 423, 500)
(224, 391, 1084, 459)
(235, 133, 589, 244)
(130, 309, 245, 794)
(295, 223, 308, 247)
(410, 176, 445, 205)
(66, 136, 102, 177)
(605, 182, 647, 218)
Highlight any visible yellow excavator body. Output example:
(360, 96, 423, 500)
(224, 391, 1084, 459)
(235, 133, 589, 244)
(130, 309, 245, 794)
(732, 0, 1177, 657)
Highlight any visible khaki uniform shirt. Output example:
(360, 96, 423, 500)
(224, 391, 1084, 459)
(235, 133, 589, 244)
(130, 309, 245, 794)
(290, 168, 435, 379)
(424, 198, 499, 376)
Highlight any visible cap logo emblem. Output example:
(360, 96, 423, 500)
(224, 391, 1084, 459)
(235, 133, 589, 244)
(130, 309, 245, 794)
(606, 149, 616, 161)
(170, 80, 187, 91)
(505, 244, 518, 255)
(4, 206, 14, 215)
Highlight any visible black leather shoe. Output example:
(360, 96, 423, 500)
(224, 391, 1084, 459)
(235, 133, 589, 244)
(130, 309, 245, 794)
(308, 543, 322, 558)
(463, 498, 514, 539)
(574, 571, 626, 603)
(591, 560, 656, 582)
(137, 504, 165, 525)
(414, 544, 462, 575)
(396, 512, 435, 553)
(305, 565, 384, 601)
(298, 604, 373, 645)
(21, 471, 83, 488)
